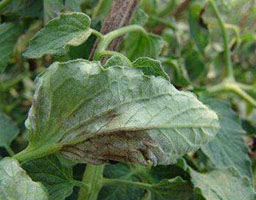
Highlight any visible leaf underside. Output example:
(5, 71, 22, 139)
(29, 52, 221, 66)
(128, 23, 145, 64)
(26, 59, 219, 166)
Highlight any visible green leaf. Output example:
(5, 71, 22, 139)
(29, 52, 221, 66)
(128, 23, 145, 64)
(146, 177, 193, 200)
(23, 155, 74, 200)
(132, 57, 169, 80)
(25, 59, 219, 166)
(0, 157, 48, 200)
(65, 0, 82, 12)
(23, 12, 92, 59)
(104, 55, 130, 68)
(123, 32, 164, 61)
(98, 164, 145, 200)
(132, 8, 149, 26)
(201, 100, 252, 178)
(0, 23, 21, 72)
(184, 50, 205, 81)
(190, 167, 256, 200)
(163, 58, 190, 87)
(2, 0, 43, 17)
(0, 112, 19, 149)
(44, 0, 64, 24)
(188, 4, 209, 55)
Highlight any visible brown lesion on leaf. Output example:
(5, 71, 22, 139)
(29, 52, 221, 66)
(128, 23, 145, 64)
(60, 130, 164, 166)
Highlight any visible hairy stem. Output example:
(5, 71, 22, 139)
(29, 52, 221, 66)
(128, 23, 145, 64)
(209, 0, 234, 79)
(78, 164, 105, 200)
(94, 24, 146, 59)
(89, 0, 140, 59)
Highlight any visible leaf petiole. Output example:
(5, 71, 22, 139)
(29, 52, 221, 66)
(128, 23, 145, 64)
(208, 0, 234, 80)
(102, 178, 152, 190)
(94, 25, 146, 59)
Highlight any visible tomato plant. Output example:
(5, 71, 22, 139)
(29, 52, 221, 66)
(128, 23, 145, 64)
(0, 0, 256, 199)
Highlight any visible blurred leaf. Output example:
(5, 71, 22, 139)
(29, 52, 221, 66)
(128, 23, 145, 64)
(23, 12, 92, 58)
(163, 59, 190, 87)
(190, 167, 256, 200)
(0, 23, 21, 73)
(201, 100, 252, 178)
(23, 155, 74, 200)
(65, 0, 82, 12)
(123, 32, 164, 61)
(44, 0, 64, 24)
(132, 8, 149, 26)
(132, 57, 169, 80)
(185, 50, 205, 81)
(189, 4, 209, 55)
(98, 164, 145, 200)
(2, 0, 43, 17)
(0, 112, 19, 149)
(0, 157, 48, 200)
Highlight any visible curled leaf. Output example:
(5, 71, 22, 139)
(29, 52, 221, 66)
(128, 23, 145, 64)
(25, 59, 219, 166)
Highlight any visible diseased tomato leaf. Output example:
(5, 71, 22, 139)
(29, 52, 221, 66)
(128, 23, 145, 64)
(24, 59, 219, 166)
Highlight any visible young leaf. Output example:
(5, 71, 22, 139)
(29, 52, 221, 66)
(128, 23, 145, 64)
(104, 55, 130, 68)
(23, 155, 74, 200)
(98, 164, 145, 200)
(44, 0, 64, 24)
(132, 57, 169, 80)
(123, 32, 164, 61)
(24, 59, 219, 166)
(0, 112, 19, 149)
(189, 167, 256, 200)
(23, 12, 92, 59)
(0, 157, 48, 200)
(0, 23, 21, 72)
(201, 100, 252, 178)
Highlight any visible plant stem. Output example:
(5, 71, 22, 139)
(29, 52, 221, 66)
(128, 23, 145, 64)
(78, 164, 105, 200)
(13, 143, 62, 162)
(208, 0, 234, 79)
(102, 178, 152, 189)
(5, 145, 14, 156)
(0, 0, 11, 12)
(208, 80, 256, 108)
(94, 25, 146, 59)
(91, 29, 104, 40)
